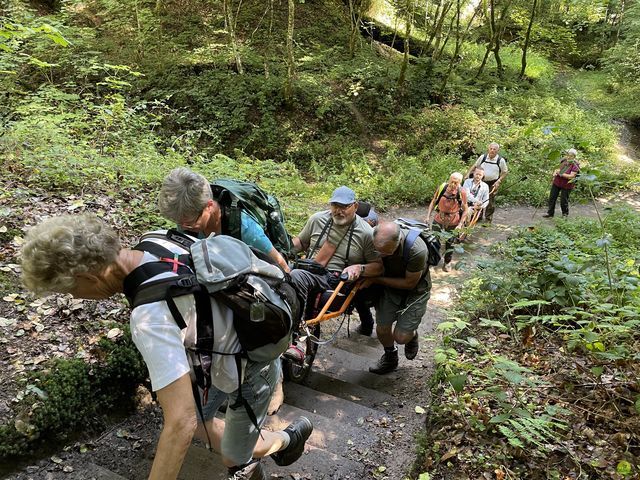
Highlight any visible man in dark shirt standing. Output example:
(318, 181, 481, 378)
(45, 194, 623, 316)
(363, 222, 431, 374)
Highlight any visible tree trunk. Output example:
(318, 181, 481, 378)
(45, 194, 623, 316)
(434, 12, 456, 61)
(476, 0, 495, 78)
(519, 0, 537, 79)
(224, 0, 244, 74)
(430, 1, 453, 56)
(426, 1, 442, 50)
(492, 0, 513, 79)
(398, 5, 414, 88)
(284, 0, 295, 103)
(441, 0, 480, 90)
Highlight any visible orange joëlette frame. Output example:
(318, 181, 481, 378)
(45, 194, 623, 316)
(304, 279, 364, 326)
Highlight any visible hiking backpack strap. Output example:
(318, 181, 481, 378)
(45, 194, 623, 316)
(436, 183, 462, 209)
(402, 229, 421, 269)
(479, 153, 503, 177)
(307, 217, 333, 259)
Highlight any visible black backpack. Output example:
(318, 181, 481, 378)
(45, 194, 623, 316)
(122, 230, 299, 432)
(394, 218, 442, 267)
(210, 179, 293, 257)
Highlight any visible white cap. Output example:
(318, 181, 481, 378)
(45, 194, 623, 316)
(567, 148, 578, 157)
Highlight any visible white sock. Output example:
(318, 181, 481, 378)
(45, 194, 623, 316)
(278, 431, 291, 450)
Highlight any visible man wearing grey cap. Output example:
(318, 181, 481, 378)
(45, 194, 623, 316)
(285, 186, 383, 362)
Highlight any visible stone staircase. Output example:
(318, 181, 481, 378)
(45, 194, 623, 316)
(7, 307, 441, 480)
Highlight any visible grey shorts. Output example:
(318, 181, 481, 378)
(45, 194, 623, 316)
(375, 288, 429, 333)
(202, 358, 280, 465)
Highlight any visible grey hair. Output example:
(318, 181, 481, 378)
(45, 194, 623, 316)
(489, 142, 500, 150)
(158, 167, 212, 224)
(20, 214, 120, 295)
(566, 148, 578, 157)
(450, 172, 463, 182)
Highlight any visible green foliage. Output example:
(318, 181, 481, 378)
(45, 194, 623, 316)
(0, 327, 147, 460)
(427, 208, 640, 477)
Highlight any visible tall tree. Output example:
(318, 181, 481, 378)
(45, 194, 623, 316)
(223, 0, 244, 74)
(476, 0, 513, 78)
(441, 0, 480, 90)
(284, 0, 295, 103)
(519, 0, 538, 79)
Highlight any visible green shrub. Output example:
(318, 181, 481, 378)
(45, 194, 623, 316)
(0, 327, 147, 460)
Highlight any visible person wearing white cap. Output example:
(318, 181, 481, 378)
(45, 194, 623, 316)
(543, 148, 580, 218)
(285, 186, 383, 362)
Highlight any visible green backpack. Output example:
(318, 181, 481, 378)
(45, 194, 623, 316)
(210, 179, 293, 258)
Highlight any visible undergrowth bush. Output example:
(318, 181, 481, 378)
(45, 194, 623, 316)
(425, 208, 640, 478)
(0, 328, 147, 460)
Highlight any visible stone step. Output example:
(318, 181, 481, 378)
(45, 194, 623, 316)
(330, 336, 383, 360)
(282, 381, 383, 427)
(182, 442, 367, 480)
(264, 403, 378, 458)
(301, 370, 398, 410)
(312, 344, 412, 394)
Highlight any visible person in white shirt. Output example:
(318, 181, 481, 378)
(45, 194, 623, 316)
(462, 166, 490, 222)
(20, 214, 313, 480)
(465, 142, 508, 222)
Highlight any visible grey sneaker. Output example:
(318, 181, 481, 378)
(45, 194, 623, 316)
(271, 416, 314, 466)
(227, 459, 266, 480)
(369, 349, 399, 374)
(404, 334, 419, 360)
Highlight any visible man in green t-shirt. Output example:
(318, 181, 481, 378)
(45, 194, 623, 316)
(286, 186, 383, 362)
(362, 222, 431, 374)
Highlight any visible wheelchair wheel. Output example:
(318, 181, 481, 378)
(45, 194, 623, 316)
(283, 323, 320, 383)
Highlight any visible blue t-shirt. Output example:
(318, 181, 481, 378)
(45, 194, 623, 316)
(240, 211, 273, 254)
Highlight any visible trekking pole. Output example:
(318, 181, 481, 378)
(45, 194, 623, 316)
(489, 175, 528, 195)
(458, 208, 482, 242)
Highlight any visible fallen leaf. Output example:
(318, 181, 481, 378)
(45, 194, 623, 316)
(377, 466, 386, 472)
(415, 405, 426, 414)
(0, 317, 17, 327)
(107, 328, 122, 339)
(51, 455, 63, 464)
(440, 448, 457, 462)
(63, 465, 74, 473)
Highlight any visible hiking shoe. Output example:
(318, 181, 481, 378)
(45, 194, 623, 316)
(283, 344, 305, 363)
(369, 349, 399, 375)
(442, 263, 451, 272)
(356, 324, 373, 336)
(542, 214, 553, 218)
(270, 416, 314, 466)
(227, 459, 266, 480)
(404, 334, 419, 360)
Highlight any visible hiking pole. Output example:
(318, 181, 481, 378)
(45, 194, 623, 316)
(489, 175, 528, 195)
(458, 208, 482, 242)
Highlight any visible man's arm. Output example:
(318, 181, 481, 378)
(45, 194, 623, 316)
(149, 374, 197, 480)
(369, 269, 422, 290)
(268, 247, 291, 272)
(426, 188, 439, 224)
(291, 236, 306, 254)
(455, 191, 469, 230)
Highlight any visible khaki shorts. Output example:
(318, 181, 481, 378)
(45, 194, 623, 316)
(202, 359, 280, 466)
(375, 288, 430, 333)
